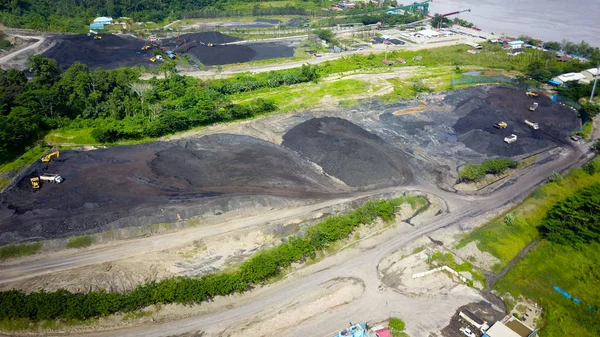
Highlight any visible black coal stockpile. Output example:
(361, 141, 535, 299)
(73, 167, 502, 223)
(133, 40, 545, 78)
(43, 34, 148, 70)
(452, 87, 580, 157)
(0, 135, 343, 245)
(282, 117, 413, 188)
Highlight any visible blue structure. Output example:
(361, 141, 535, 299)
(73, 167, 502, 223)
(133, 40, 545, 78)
(90, 16, 113, 30)
(334, 323, 371, 337)
(90, 23, 105, 30)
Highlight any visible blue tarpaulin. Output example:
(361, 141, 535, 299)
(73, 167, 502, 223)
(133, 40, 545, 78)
(548, 79, 562, 86)
(554, 285, 572, 299)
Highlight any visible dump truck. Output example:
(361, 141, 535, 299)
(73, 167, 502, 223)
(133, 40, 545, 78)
(504, 134, 517, 143)
(529, 102, 539, 111)
(525, 119, 539, 130)
(39, 174, 64, 184)
(30, 174, 63, 189)
(526, 90, 539, 97)
(494, 121, 507, 129)
(41, 151, 59, 162)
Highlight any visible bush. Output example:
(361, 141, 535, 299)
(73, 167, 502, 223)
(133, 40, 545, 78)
(584, 160, 600, 175)
(504, 213, 515, 226)
(459, 158, 517, 182)
(548, 172, 563, 183)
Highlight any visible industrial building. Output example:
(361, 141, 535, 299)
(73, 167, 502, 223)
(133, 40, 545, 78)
(483, 317, 536, 337)
(550, 72, 589, 85)
(90, 16, 113, 30)
(582, 67, 600, 81)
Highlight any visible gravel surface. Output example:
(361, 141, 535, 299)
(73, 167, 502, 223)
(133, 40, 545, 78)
(282, 117, 413, 188)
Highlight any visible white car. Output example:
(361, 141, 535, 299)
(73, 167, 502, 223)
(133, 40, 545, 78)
(504, 134, 517, 143)
(460, 327, 477, 337)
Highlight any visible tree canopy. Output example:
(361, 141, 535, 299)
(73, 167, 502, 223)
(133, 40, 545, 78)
(540, 182, 600, 246)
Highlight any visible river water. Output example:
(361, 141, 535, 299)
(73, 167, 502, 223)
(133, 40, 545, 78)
(429, 0, 600, 46)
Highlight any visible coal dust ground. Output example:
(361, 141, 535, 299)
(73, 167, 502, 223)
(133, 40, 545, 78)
(42, 32, 295, 69)
(0, 135, 349, 245)
(282, 117, 413, 187)
(0, 86, 581, 245)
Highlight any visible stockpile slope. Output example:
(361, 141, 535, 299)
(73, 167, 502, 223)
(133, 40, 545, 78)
(43, 34, 148, 70)
(282, 117, 413, 188)
(0, 135, 345, 244)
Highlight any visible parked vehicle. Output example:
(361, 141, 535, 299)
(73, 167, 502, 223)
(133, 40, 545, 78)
(504, 134, 517, 143)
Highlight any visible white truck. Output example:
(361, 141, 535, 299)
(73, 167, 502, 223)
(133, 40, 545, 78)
(39, 173, 64, 184)
(504, 134, 517, 143)
(525, 119, 539, 130)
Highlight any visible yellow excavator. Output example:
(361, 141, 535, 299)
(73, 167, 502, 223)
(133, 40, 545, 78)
(41, 151, 59, 163)
(94, 35, 103, 40)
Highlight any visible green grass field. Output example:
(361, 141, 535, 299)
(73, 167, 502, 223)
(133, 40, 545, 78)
(458, 165, 600, 271)
(495, 240, 600, 336)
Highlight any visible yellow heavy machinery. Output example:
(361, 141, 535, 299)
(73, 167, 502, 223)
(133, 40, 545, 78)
(494, 121, 507, 129)
(526, 90, 539, 97)
(41, 151, 59, 162)
(150, 57, 156, 62)
(30, 174, 64, 189)
(142, 45, 151, 51)
(30, 177, 40, 189)
(94, 35, 103, 40)
(207, 43, 214, 47)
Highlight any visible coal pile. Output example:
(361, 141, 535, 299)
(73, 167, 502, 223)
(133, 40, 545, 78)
(167, 32, 241, 45)
(452, 87, 580, 157)
(285, 18, 308, 27)
(0, 135, 345, 244)
(43, 34, 149, 70)
(186, 44, 258, 65)
(282, 117, 413, 188)
(248, 42, 294, 61)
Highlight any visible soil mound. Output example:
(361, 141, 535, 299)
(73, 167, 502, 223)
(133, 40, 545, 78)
(43, 34, 148, 70)
(282, 117, 413, 188)
(0, 135, 344, 244)
(452, 87, 580, 156)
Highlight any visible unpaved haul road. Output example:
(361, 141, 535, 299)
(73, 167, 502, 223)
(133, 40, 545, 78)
(0, 35, 44, 64)
(26, 143, 588, 337)
(0, 186, 461, 284)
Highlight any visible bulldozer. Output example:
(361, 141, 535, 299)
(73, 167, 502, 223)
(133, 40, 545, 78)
(142, 45, 151, 51)
(94, 35, 103, 40)
(494, 121, 507, 129)
(41, 151, 59, 162)
(150, 57, 156, 62)
(526, 90, 539, 97)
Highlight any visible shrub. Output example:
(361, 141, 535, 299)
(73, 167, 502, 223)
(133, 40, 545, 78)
(504, 213, 515, 226)
(459, 158, 517, 182)
(548, 172, 563, 183)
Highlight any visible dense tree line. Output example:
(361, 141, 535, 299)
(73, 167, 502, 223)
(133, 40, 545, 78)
(0, 56, 320, 162)
(540, 182, 600, 246)
(542, 40, 600, 60)
(0, 197, 425, 321)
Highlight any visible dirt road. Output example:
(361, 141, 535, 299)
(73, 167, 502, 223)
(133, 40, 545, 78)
(19, 141, 587, 337)
(0, 34, 44, 64)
